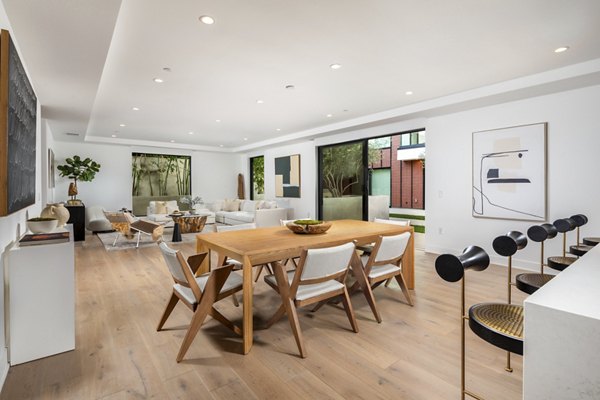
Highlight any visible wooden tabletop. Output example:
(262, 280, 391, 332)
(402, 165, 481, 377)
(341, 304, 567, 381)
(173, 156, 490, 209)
(197, 219, 414, 284)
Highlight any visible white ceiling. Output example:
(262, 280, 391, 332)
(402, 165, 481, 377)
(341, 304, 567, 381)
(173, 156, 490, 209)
(3, 0, 600, 151)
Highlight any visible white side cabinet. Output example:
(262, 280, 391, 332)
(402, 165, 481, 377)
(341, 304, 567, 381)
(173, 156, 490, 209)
(5, 226, 75, 365)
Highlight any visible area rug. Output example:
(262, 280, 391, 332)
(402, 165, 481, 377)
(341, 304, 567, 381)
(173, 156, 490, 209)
(96, 225, 213, 251)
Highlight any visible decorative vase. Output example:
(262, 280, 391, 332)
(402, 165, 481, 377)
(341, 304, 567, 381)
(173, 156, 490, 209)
(41, 203, 70, 227)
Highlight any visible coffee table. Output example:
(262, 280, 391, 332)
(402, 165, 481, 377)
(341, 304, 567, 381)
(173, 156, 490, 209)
(170, 214, 207, 242)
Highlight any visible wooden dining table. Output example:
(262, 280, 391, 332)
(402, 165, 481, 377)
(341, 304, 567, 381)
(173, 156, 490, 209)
(196, 219, 414, 354)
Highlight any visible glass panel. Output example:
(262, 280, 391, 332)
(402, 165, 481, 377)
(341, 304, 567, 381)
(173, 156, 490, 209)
(401, 134, 410, 147)
(321, 142, 364, 220)
(370, 169, 390, 196)
(250, 156, 264, 200)
(410, 132, 419, 145)
(418, 130, 426, 144)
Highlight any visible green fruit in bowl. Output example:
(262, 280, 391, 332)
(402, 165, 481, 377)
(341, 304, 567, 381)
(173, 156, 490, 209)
(293, 219, 322, 225)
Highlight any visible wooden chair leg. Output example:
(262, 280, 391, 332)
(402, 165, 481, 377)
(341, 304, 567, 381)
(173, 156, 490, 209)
(254, 265, 265, 282)
(394, 273, 414, 306)
(157, 292, 179, 331)
(284, 298, 306, 358)
(384, 277, 393, 287)
(176, 265, 232, 362)
(266, 304, 286, 328)
(311, 300, 327, 313)
(371, 280, 385, 290)
(341, 287, 359, 333)
(209, 307, 242, 336)
(231, 294, 240, 307)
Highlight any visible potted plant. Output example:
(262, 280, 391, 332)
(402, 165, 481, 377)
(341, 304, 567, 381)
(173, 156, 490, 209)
(57, 155, 101, 205)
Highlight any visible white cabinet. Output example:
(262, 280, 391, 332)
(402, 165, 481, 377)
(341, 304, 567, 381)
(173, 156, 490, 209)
(4, 226, 75, 365)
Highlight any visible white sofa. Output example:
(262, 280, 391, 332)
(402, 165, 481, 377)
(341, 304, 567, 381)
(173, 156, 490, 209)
(146, 200, 216, 224)
(85, 205, 113, 232)
(209, 199, 289, 227)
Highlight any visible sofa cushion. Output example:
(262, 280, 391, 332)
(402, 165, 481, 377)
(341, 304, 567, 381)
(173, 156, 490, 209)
(154, 201, 167, 214)
(165, 200, 179, 214)
(226, 212, 255, 223)
(223, 199, 241, 212)
(240, 200, 256, 213)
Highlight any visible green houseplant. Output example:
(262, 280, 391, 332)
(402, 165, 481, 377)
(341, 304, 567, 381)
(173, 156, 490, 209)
(57, 155, 101, 204)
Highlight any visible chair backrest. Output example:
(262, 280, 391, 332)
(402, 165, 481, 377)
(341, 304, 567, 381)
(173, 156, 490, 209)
(373, 217, 410, 226)
(297, 242, 355, 282)
(158, 241, 192, 284)
(215, 223, 257, 232)
(372, 232, 411, 263)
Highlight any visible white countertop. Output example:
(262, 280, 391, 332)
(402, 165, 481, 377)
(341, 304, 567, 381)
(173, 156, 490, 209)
(524, 243, 600, 319)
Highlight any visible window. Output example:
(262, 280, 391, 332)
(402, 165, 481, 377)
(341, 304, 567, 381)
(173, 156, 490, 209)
(250, 156, 264, 200)
(399, 130, 426, 148)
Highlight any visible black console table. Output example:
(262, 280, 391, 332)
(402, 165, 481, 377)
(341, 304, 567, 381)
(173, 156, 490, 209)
(65, 204, 85, 241)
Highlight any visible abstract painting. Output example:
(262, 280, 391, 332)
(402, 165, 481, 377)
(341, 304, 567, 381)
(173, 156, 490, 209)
(472, 123, 546, 221)
(0, 30, 37, 216)
(275, 154, 300, 198)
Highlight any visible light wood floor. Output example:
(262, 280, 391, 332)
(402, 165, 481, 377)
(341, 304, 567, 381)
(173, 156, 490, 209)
(1, 233, 527, 399)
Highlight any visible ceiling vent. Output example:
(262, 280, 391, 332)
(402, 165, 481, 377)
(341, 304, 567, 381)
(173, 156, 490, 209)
(65, 132, 80, 136)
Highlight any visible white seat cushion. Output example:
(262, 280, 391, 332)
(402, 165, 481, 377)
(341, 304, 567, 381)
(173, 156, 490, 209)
(225, 211, 255, 223)
(264, 271, 345, 301)
(368, 263, 401, 279)
(174, 271, 242, 304)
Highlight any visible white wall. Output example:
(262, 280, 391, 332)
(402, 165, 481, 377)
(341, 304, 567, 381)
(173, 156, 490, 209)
(243, 118, 426, 219)
(53, 142, 242, 211)
(0, 4, 48, 385)
(425, 84, 600, 270)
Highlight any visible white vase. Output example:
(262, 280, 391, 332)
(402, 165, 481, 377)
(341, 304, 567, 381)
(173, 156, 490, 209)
(41, 203, 70, 227)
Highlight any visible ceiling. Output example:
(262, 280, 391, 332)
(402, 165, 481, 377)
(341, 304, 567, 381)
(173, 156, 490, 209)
(3, 0, 600, 151)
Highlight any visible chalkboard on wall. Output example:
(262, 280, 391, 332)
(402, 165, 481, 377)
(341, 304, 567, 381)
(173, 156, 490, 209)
(0, 29, 37, 216)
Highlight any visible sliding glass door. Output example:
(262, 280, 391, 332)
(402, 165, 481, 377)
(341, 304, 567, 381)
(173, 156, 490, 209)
(318, 141, 367, 220)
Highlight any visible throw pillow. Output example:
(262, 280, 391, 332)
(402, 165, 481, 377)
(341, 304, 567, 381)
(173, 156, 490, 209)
(154, 201, 167, 214)
(241, 200, 256, 213)
(255, 200, 265, 210)
(166, 201, 179, 214)
(223, 199, 241, 212)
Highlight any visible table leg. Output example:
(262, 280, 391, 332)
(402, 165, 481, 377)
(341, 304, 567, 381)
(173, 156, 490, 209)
(172, 222, 182, 242)
(403, 230, 415, 289)
(350, 251, 382, 323)
(242, 256, 253, 354)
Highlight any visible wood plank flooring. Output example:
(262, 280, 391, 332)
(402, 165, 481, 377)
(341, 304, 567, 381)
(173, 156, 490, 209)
(1, 233, 527, 399)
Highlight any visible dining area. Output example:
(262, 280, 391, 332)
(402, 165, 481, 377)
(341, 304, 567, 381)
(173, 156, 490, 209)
(156, 219, 415, 360)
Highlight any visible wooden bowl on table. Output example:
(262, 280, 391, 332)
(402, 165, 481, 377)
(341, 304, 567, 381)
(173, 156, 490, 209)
(286, 220, 332, 234)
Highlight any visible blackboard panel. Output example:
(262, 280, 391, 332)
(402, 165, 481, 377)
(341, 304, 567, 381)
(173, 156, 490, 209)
(3, 33, 37, 215)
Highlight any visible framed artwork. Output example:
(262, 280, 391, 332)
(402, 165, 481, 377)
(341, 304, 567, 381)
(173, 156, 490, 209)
(0, 30, 37, 216)
(275, 154, 301, 198)
(48, 148, 55, 188)
(472, 123, 546, 221)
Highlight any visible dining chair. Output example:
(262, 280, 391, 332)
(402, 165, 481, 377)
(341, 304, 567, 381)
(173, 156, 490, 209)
(263, 242, 358, 358)
(359, 232, 413, 307)
(215, 223, 273, 283)
(357, 218, 410, 287)
(279, 218, 311, 268)
(156, 240, 242, 362)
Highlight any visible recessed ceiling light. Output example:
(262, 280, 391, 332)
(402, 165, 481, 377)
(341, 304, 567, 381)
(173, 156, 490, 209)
(243, 137, 248, 141)
(405, 91, 413, 95)
(119, 123, 126, 127)
(65, 132, 79, 136)
(111, 134, 117, 138)
(153, 78, 164, 83)
(132, 107, 140, 111)
(219, 144, 224, 147)
(215, 119, 221, 123)
(554, 46, 570, 53)
(276, 128, 281, 131)
(188, 131, 194, 135)
(326, 114, 333, 118)
(170, 140, 175, 143)
(285, 84, 295, 90)
(199, 15, 215, 25)
(330, 64, 342, 70)
(162, 67, 171, 72)
(256, 100, 264, 104)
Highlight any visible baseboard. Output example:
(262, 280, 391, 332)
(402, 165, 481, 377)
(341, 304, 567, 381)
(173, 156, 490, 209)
(0, 347, 9, 391)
